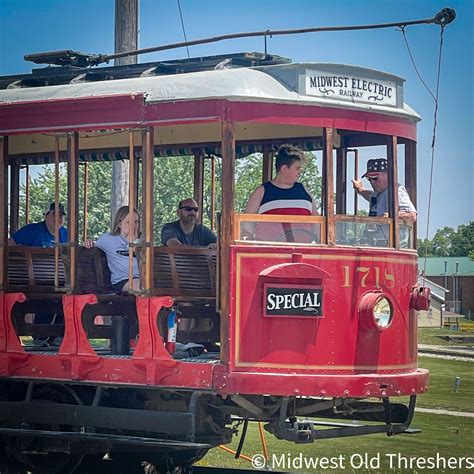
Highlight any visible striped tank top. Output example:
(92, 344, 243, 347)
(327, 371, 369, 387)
(258, 181, 312, 215)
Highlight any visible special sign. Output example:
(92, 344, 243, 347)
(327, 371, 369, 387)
(264, 284, 323, 317)
(305, 70, 397, 106)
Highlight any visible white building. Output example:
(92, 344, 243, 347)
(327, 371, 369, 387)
(417, 277, 449, 328)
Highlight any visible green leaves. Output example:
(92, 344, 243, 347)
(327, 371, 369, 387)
(16, 152, 322, 243)
(417, 221, 474, 257)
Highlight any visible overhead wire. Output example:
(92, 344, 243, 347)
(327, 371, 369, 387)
(400, 27, 436, 102)
(400, 25, 446, 283)
(176, 0, 191, 58)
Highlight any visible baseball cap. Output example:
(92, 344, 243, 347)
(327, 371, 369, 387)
(44, 202, 66, 216)
(362, 158, 388, 178)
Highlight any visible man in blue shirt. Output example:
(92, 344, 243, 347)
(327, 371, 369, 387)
(10, 202, 67, 347)
(11, 202, 67, 247)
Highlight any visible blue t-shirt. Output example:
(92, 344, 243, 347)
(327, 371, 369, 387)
(12, 221, 67, 247)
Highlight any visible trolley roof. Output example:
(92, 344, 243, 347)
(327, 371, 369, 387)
(0, 56, 419, 122)
(0, 53, 420, 162)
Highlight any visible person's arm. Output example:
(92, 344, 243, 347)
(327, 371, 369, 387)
(83, 239, 96, 249)
(352, 179, 372, 202)
(241, 186, 264, 239)
(83, 233, 108, 249)
(398, 186, 417, 223)
(244, 186, 264, 214)
(10, 225, 32, 246)
(161, 223, 182, 246)
(302, 183, 319, 215)
(202, 226, 217, 247)
(59, 227, 68, 244)
(398, 210, 417, 223)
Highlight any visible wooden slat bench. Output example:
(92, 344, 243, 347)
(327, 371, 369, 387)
(6, 246, 138, 349)
(72, 246, 220, 347)
(151, 246, 219, 346)
(152, 246, 217, 300)
(7, 246, 66, 293)
(6, 245, 220, 350)
(66, 247, 138, 347)
(7, 246, 66, 341)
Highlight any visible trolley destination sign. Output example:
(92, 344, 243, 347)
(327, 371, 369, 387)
(264, 284, 324, 317)
(304, 69, 398, 106)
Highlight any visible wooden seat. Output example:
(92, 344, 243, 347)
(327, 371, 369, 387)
(63, 246, 114, 295)
(6, 246, 65, 341)
(152, 245, 216, 301)
(6, 246, 65, 293)
(150, 246, 219, 345)
(6, 245, 219, 347)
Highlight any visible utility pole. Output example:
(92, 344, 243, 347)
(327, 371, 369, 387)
(111, 0, 138, 222)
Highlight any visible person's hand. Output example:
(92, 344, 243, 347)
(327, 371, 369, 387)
(398, 211, 416, 223)
(351, 179, 363, 193)
(83, 239, 95, 249)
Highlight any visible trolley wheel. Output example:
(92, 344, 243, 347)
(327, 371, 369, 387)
(7, 384, 85, 473)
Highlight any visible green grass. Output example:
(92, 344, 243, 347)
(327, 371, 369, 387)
(418, 327, 474, 346)
(198, 413, 473, 473)
(416, 356, 474, 412)
(198, 356, 474, 473)
(21, 336, 110, 348)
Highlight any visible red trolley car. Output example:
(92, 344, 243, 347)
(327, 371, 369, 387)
(0, 51, 430, 472)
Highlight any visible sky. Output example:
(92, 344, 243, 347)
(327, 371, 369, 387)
(0, 0, 472, 238)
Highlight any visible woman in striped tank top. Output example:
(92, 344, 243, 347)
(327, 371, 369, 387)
(244, 144, 319, 242)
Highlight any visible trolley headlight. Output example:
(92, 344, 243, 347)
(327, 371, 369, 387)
(359, 292, 394, 331)
(373, 296, 393, 329)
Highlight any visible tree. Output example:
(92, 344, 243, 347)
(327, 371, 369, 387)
(431, 226, 456, 256)
(450, 222, 474, 256)
(16, 151, 322, 243)
(19, 162, 113, 240)
(417, 221, 474, 257)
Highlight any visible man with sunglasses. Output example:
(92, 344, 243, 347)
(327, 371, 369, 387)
(352, 158, 417, 222)
(161, 198, 216, 247)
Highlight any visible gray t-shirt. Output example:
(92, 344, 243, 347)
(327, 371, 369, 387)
(161, 220, 216, 246)
(96, 233, 139, 284)
(369, 185, 416, 216)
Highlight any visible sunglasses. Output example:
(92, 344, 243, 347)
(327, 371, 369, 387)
(367, 176, 379, 182)
(180, 206, 199, 212)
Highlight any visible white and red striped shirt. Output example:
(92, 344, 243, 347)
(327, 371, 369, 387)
(258, 181, 312, 215)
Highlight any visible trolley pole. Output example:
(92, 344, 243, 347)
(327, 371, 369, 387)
(111, 0, 138, 223)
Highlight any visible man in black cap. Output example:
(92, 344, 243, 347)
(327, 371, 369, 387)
(11, 202, 68, 247)
(352, 159, 417, 222)
(10, 202, 67, 347)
